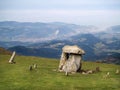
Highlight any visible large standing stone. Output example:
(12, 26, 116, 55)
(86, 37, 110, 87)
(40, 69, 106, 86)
(9, 51, 16, 64)
(59, 45, 85, 73)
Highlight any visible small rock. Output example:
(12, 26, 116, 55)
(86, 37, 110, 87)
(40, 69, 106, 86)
(115, 69, 119, 74)
(29, 65, 33, 71)
(33, 64, 37, 69)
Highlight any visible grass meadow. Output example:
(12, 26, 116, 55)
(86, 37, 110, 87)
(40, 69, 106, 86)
(0, 55, 120, 90)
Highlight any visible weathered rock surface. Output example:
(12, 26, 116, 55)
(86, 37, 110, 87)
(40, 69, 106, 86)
(59, 45, 85, 73)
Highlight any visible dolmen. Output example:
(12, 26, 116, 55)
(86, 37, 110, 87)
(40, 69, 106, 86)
(58, 45, 85, 73)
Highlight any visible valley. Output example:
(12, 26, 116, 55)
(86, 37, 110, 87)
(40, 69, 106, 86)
(0, 21, 120, 64)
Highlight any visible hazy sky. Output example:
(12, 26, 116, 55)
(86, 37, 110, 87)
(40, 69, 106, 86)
(0, 0, 120, 27)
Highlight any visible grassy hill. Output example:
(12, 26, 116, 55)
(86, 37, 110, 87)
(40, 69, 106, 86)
(0, 47, 12, 55)
(0, 55, 120, 90)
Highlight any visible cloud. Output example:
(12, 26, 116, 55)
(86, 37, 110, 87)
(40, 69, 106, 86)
(0, 0, 120, 10)
(0, 9, 120, 27)
(55, 30, 59, 36)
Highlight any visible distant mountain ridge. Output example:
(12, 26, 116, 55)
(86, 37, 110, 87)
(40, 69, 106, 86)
(0, 21, 99, 42)
(0, 21, 120, 64)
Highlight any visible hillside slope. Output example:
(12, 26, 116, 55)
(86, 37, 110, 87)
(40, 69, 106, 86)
(0, 47, 12, 55)
(0, 55, 120, 90)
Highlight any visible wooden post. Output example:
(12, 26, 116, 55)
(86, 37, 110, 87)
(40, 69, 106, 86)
(9, 51, 16, 64)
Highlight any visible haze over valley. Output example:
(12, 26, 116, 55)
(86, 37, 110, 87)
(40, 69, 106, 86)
(0, 21, 120, 64)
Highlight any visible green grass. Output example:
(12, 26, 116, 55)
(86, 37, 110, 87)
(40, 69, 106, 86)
(0, 55, 120, 90)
